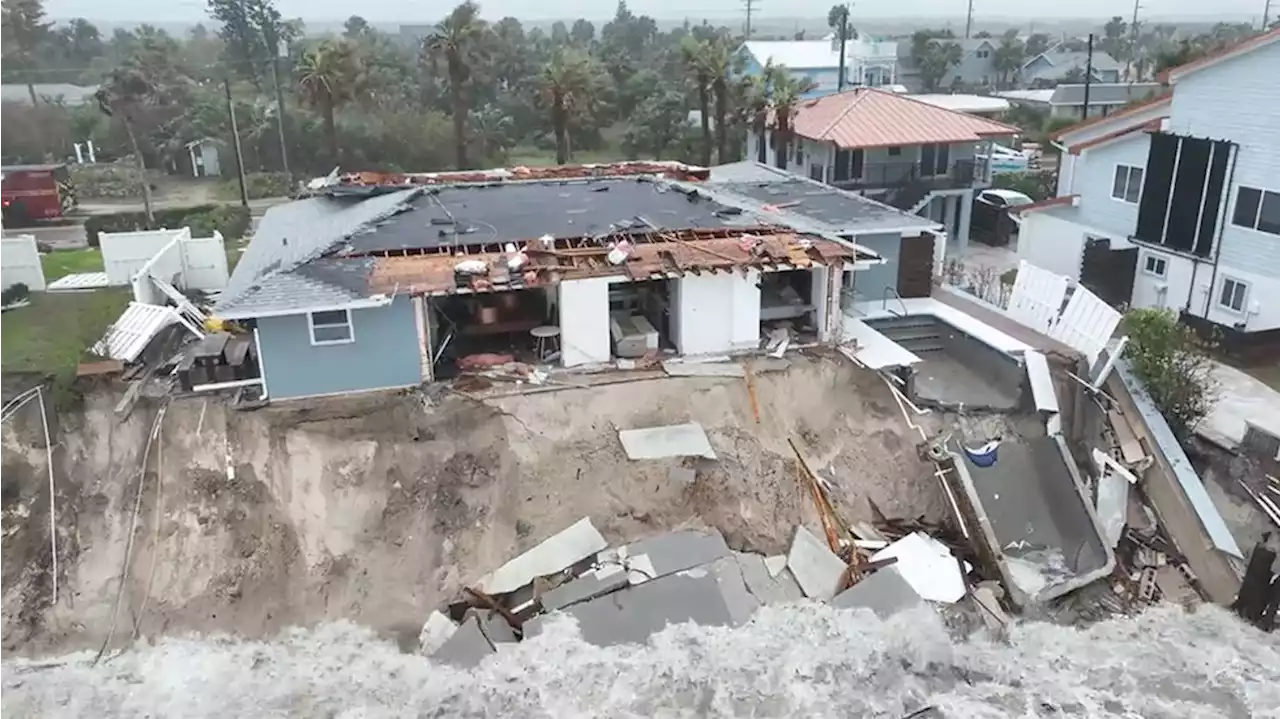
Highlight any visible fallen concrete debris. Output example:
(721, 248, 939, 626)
(417, 610, 457, 656)
(618, 423, 717, 460)
(478, 517, 608, 595)
(786, 526, 848, 601)
(830, 566, 923, 618)
(871, 533, 967, 604)
(597, 529, 731, 584)
(431, 615, 496, 668)
(661, 361, 745, 378)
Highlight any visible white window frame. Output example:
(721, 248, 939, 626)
(1141, 253, 1168, 278)
(1111, 164, 1144, 204)
(1217, 276, 1249, 314)
(1231, 185, 1280, 237)
(308, 308, 355, 346)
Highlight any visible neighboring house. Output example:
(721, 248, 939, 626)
(212, 161, 938, 401)
(998, 83, 1162, 120)
(0, 83, 99, 106)
(739, 36, 899, 97)
(749, 88, 1019, 252)
(894, 38, 1003, 92)
(1015, 28, 1280, 348)
(910, 93, 1011, 118)
(1020, 50, 1123, 85)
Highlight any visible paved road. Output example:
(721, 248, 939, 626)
(3, 198, 283, 249)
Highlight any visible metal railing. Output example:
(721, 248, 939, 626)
(831, 158, 979, 191)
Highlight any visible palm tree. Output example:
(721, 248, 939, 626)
(993, 30, 1024, 89)
(769, 69, 817, 170)
(701, 37, 736, 164)
(94, 68, 157, 224)
(1, 0, 50, 106)
(296, 38, 364, 166)
(538, 49, 601, 164)
(425, 1, 488, 170)
(680, 36, 714, 167)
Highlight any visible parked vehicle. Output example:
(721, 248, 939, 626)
(1, 164, 77, 226)
(971, 189, 1034, 247)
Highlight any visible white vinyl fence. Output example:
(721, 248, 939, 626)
(1, 235, 47, 291)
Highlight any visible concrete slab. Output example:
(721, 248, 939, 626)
(830, 566, 925, 617)
(430, 615, 495, 668)
(839, 318, 922, 370)
(732, 551, 805, 605)
(597, 529, 731, 583)
(540, 564, 630, 611)
(704, 557, 761, 624)
(618, 423, 717, 460)
(667, 466, 697, 486)
(662, 361, 745, 378)
(871, 533, 966, 604)
(764, 555, 788, 577)
(524, 570, 740, 647)
(478, 517, 608, 595)
(1199, 361, 1280, 451)
(787, 526, 847, 601)
(465, 609, 517, 644)
(1024, 350, 1060, 414)
(417, 610, 457, 656)
(913, 353, 1022, 411)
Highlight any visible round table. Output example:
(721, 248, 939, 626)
(530, 325, 561, 361)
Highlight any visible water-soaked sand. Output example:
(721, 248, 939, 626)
(4, 603, 1277, 718)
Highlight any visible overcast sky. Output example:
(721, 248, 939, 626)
(43, 0, 1267, 24)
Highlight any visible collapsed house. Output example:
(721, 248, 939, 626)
(209, 161, 942, 401)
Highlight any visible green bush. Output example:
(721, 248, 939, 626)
(69, 161, 155, 199)
(1122, 308, 1219, 439)
(84, 204, 252, 247)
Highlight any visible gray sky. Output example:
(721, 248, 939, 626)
(44, 0, 1266, 24)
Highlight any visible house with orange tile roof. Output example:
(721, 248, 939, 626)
(750, 87, 1019, 254)
(1015, 27, 1280, 350)
(211, 161, 941, 400)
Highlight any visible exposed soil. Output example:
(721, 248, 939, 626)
(1, 353, 945, 657)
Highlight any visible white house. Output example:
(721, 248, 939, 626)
(1016, 28, 1280, 347)
(739, 36, 900, 98)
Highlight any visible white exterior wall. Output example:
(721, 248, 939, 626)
(1062, 133, 1150, 239)
(1017, 212, 1088, 281)
(1194, 262, 1280, 331)
(1166, 41, 1280, 281)
(1131, 247, 1196, 312)
(672, 272, 763, 356)
(557, 277, 612, 367)
(181, 233, 231, 290)
(1, 235, 46, 291)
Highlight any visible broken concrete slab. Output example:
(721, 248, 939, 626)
(662, 361, 745, 378)
(430, 615, 495, 668)
(1024, 350, 1060, 415)
(871, 532, 966, 604)
(750, 357, 792, 373)
(478, 517, 608, 595)
(464, 608, 517, 644)
(417, 610, 458, 656)
(732, 551, 805, 605)
(764, 554, 788, 578)
(618, 423, 717, 460)
(704, 557, 761, 624)
(830, 566, 924, 618)
(971, 583, 1011, 632)
(596, 529, 731, 584)
(525, 570, 741, 647)
(540, 564, 630, 611)
(786, 526, 847, 601)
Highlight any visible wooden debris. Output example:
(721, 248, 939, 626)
(1107, 410, 1146, 466)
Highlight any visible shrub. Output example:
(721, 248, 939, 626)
(69, 161, 153, 199)
(1122, 308, 1219, 439)
(84, 204, 252, 247)
(2, 283, 31, 306)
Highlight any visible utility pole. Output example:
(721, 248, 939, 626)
(965, 0, 975, 39)
(1265, 0, 1273, 29)
(1125, 0, 1142, 81)
(224, 77, 250, 210)
(744, 0, 757, 39)
(1083, 33, 1094, 121)
(267, 35, 291, 179)
(836, 4, 850, 91)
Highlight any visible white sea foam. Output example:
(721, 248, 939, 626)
(4, 603, 1278, 718)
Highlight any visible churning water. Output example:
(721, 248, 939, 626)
(3, 603, 1278, 718)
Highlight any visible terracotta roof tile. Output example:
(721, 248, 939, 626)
(787, 88, 1020, 150)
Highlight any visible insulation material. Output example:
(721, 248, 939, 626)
(1096, 468, 1130, 550)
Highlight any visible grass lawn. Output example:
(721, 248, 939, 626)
(42, 248, 105, 282)
(1, 288, 132, 377)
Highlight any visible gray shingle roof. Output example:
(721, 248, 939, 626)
(215, 189, 420, 317)
(1049, 83, 1162, 106)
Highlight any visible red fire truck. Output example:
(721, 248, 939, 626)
(1, 164, 78, 226)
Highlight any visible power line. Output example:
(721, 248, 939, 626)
(743, 0, 758, 40)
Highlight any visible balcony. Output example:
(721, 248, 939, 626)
(831, 159, 982, 192)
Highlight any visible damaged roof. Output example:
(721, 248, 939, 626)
(708, 162, 943, 236)
(215, 164, 895, 319)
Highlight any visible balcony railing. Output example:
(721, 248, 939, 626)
(831, 158, 981, 192)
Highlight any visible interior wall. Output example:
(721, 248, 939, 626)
(730, 269, 762, 350)
(558, 277, 612, 367)
(673, 274, 735, 356)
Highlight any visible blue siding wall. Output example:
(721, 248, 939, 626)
(256, 295, 421, 400)
(848, 232, 902, 301)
